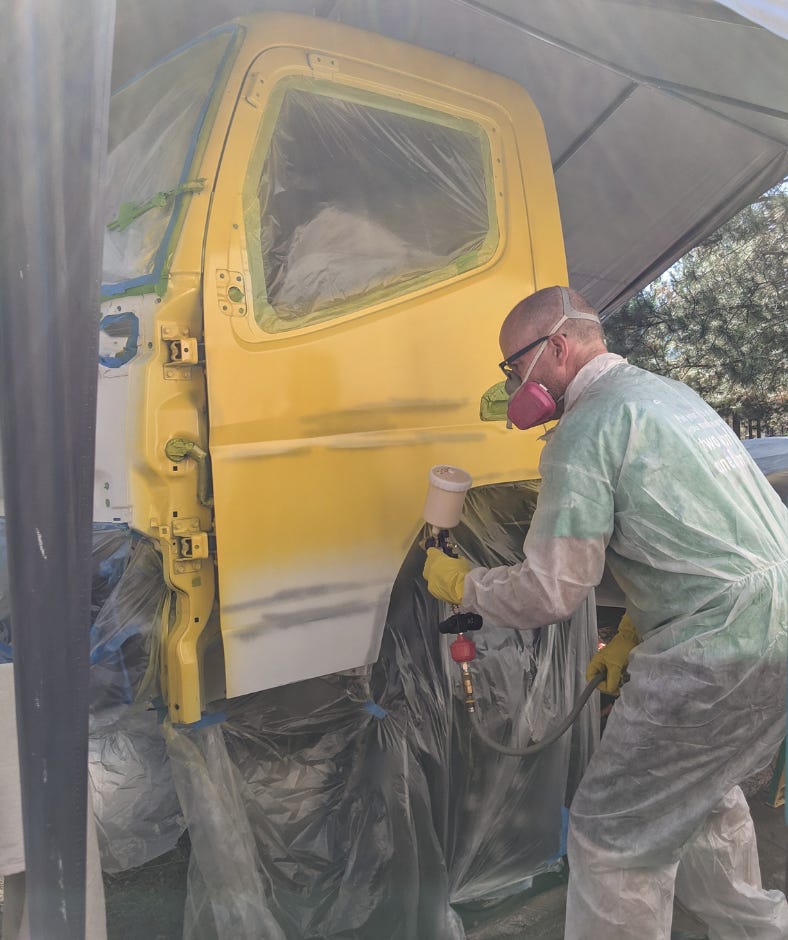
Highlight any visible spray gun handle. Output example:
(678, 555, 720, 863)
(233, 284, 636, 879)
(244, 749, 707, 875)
(424, 527, 459, 558)
(439, 611, 483, 635)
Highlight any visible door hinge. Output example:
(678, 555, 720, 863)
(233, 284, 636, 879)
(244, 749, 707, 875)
(168, 517, 216, 573)
(161, 323, 204, 379)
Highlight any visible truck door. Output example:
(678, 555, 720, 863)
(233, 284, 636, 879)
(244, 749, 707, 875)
(202, 20, 566, 700)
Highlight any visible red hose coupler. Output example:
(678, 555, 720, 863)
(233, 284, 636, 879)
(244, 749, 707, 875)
(450, 634, 477, 664)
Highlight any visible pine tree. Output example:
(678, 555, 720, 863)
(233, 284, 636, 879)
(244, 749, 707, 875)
(605, 185, 787, 437)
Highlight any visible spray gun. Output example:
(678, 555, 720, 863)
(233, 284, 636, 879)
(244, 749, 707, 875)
(422, 465, 604, 756)
(422, 466, 483, 712)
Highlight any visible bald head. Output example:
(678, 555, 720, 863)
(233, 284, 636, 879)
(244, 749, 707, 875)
(497, 287, 608, 408)
(500, 286, 604, 354)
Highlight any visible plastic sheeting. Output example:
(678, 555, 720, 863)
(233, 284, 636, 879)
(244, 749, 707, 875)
(167, 481, 598, 939)
(164, 721, 287, 940)
(1, 484, 597, 933)
(102, 28, 234, 290)
(254, 84, 495, 329)
(90, 708, 185, 873)
(88, 531, 166, 723)
(87, 533, 186, 871)
(0, 521, 185, 874)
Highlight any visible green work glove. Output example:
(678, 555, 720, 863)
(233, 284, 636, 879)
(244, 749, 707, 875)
(586, 613, 639, 695)
(422, 548, 471, 605)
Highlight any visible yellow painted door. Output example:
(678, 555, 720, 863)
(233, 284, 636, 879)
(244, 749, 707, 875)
(202, 22, 566, 698)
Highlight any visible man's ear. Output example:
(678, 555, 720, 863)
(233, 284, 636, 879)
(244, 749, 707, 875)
(549, 332, 571, 363)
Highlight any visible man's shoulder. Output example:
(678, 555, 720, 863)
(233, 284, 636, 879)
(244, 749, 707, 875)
(588, 361, 703, 411)
(561, 361, 642, 420)
(553, 362, 711, 445)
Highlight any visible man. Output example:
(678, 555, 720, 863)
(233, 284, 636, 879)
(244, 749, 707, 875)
(422, 286, 788, 939)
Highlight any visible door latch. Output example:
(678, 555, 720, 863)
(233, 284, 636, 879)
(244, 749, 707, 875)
(216, 270, 248, 317)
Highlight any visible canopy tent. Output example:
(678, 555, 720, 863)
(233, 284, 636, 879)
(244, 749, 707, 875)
(112, 0, 788, 313)
(720, 0, 788, 38)
(1, 1, 787, 936)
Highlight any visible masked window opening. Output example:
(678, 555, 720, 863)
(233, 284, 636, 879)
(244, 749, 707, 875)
(102, 28, 237, 293)
(250, 83, 498, 331)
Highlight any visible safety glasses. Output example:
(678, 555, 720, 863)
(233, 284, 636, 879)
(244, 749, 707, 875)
(498, 288, 601, 393)
(498, 334, 551, 392)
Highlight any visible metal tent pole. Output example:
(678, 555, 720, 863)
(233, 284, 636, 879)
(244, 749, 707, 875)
(0, 0, 115, 935)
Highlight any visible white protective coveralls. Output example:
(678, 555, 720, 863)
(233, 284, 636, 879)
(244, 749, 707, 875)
(463, 353, 788, 939)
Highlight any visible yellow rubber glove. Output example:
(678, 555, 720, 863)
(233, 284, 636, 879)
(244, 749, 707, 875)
(422, 548, 471, 605)
(586, 613, 639, 695)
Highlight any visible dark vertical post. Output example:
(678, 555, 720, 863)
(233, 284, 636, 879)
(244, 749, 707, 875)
(0, 1, 115, 936)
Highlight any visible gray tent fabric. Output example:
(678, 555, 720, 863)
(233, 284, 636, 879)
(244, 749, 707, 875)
(332, 0, 788, 314)
(718, 0, 788, 38)
(111, 0, 788, 315)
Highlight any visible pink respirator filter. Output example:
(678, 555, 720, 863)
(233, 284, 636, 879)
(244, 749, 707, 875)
(506, 381, 557, 430)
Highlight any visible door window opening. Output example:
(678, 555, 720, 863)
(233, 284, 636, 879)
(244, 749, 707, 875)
(245, 81, 499, 332)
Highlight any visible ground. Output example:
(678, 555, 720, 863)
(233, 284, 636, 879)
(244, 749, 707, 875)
(101, 775, 788, 939)
(1, 771, 784, 939)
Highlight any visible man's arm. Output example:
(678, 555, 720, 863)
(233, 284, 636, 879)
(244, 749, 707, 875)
(462, 458, 615, 629)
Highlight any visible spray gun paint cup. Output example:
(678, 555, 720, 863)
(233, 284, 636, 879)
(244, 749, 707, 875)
(423, 465, 473, 530)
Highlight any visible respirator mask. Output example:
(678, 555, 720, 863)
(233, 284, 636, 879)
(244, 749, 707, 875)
(500, 287, 600, 430)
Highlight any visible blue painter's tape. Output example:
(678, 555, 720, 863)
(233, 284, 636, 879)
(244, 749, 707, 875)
(150, 696, 167, 722)
(99, 311, 139, 368)
(151, 697, 227, 729)
(546, 805, 569, 862)
(102, 273, 158, 297)
(363, 700, 388, 720)
(174, 710, 227, 730)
